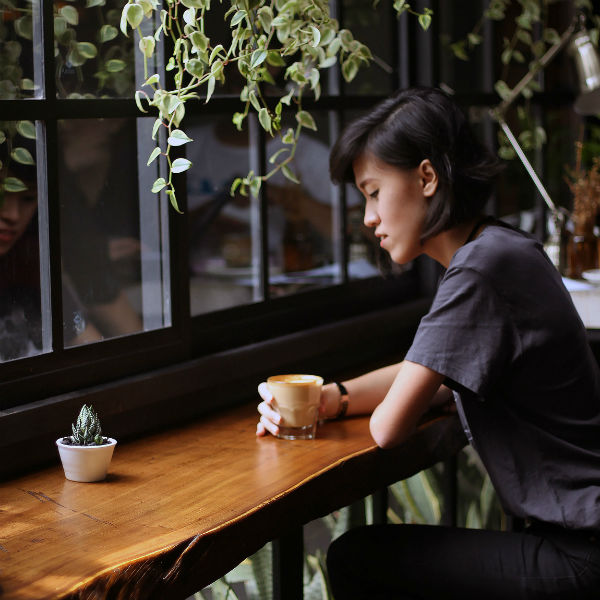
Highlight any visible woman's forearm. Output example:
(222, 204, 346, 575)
(322, 362, 404, 418)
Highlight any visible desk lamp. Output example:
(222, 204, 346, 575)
(491, 13, 600, 267)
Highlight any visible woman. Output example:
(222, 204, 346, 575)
(256, 87, 600, 598)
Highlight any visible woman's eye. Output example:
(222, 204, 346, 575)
(368, 190, 379, 199)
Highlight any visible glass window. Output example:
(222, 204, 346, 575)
(342, 0, 395, 96)
(186, 115, 256, 316)
(0, 0, 43, 99)
(267, 112, 340, 298)
(438, 0, 494, 94)
(54, 0, 135, 99)
(58, 117, 171, 346)
(0, 120, 49, 361)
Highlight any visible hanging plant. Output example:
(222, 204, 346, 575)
(120, 0, 432, 212)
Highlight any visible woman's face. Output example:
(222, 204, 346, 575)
(353, 153, 436, 265)
(0, 190, 38, 256)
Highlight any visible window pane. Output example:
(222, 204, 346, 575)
(342, 0, 395, 96)
(438, 0, 493, 94)
(267, 112, 339, 297)
(58, 118, 171, 347)
(0, 1, 43, 99)
(343, 109, 408, 281)
(54, 0, 136, 99)
(0, 121, 49, 361)
(186, 116, 257, 315)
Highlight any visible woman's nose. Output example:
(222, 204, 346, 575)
(0, 196, 20, 222)
(363, 201, 379, 228)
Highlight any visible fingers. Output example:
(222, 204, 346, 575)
(256, 421, 267, 436)
(257, 400, 281, 425)
(257, 381, 273, 403)
(256, 382, 280, 437)
(257, 415, 280, 437)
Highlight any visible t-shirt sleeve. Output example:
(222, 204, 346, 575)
(405, 266, 515, 397)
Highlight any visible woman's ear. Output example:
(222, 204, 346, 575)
(419, 159, 438, 198)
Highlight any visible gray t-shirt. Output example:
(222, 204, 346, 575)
(405, 221, 600, 530)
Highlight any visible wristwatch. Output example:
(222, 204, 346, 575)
(332, 381, 349, 419)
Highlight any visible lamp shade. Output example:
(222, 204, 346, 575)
(570, 28, 600, 115)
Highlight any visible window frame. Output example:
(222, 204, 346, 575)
(1, 0, 583, 478)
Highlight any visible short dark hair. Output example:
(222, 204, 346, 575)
(330, 87, 502, 242)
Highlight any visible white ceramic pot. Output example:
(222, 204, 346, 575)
(56, 438, 117, 482)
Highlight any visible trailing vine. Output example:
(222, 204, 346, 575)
(120, 0, 433, 211)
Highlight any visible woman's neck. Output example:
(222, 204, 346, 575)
(424, 217, 485, 268)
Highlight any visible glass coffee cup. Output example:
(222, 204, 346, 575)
(266, 374, 323, 440)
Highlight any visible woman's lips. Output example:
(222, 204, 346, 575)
(0, 230, 17, 243)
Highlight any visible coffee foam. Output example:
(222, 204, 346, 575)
(268, 374, 322, 385)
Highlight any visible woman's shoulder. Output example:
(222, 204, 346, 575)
(452, 220, 542, 272)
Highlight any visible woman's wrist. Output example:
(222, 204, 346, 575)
(323, 381, 349, 420)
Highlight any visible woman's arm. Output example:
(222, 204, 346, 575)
(369, 361, 446, 448)
(257, 360, 451, 440)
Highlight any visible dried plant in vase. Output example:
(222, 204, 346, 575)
(564, 142, 600, 278)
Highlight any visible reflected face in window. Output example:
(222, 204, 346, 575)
(0, 188, 37, 256)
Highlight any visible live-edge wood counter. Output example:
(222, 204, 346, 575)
(0, 403, 465, 600)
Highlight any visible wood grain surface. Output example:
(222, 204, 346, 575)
(0, 403, 465, 600)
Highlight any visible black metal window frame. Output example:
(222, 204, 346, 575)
(1, 0, 581, 478)
(0, 0, 431, 452)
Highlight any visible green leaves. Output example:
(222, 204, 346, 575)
(171, 158, 192, 173)
(100, 24, 118, 43)
(250, 49, 268, 69)
(167, 129, 193, 146)
(296, 110, 316, 131)
(70, 405, 105, 446)
(77, 42, 98, 59)
(120, 3, 144, 35)
(147, 147, 162, 165)
(138, 35, 155, 58)
(11, 147, 35, 165)
(3, 177, 28, 193)
(59, 5, 79, 26)
(152, 177, 167, 193)
(105, 59, 126, 72)
(418, 9, 433, 31)
(16, 121, 36, 140)
(258, 107, 272, 134)
(123, 0, 442, 207)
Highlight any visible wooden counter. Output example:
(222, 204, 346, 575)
(0, 403, 465, 600)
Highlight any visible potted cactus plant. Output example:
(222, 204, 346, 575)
(56, 404, 117, 482)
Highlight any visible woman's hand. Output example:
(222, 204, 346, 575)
(256, 382, 341, 437)
(256, 382, 282, 437)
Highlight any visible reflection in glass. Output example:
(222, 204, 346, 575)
(0, 1, 42, 99)
(342, 110, 404, 281)
(438, 0, 492, 95)
(54, 0, 135, 99)
(342, 0, 394, 96)
(0, 121, 47, 361)
(186, 117, 256, 315)
(58, 118, 170, 347)
(267, 113, 339, 297)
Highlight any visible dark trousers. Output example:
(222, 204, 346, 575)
(326, 524, 600, 599)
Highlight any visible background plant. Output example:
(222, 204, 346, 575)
(449, 0, 600, 160)
(193, 449, 505, 600)
(0, 0, 134, 195)
(119, 0, 432, 211)
(0, 120, 36, 198)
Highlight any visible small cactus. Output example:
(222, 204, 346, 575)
(67, 405, 107, 446)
